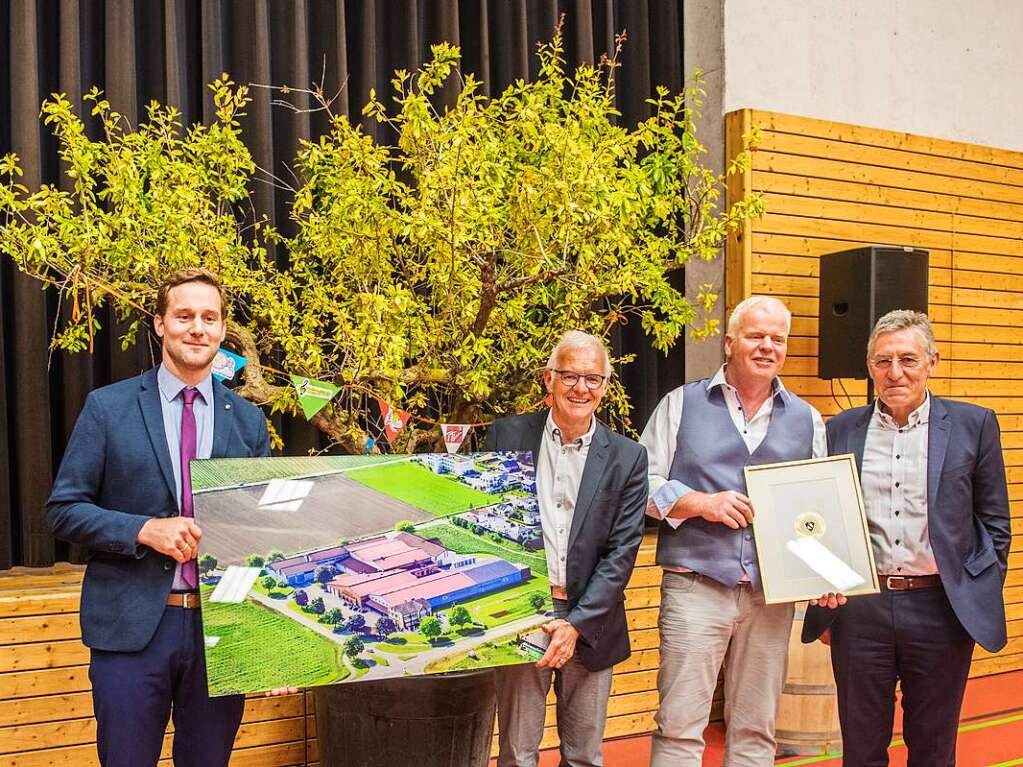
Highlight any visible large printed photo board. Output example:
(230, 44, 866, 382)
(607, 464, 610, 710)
(191, 452, 550, 696)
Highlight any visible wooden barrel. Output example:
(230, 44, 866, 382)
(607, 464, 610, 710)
(314, 669, 497, 767)
(775, 604, 842, 756)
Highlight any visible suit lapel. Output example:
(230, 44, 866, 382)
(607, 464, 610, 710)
(211, 381, 234, 458)
(568, 425, 610, 552)
(139, 368, 178, 500)
(850, 404, 874, 478)
(927, 397, 951, 508)
(526, 410, 546, 464)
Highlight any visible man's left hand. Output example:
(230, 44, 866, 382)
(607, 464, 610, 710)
(265, 687, 300, 697)
(809, 592, 847, 609)
(537, 619, 579, 669)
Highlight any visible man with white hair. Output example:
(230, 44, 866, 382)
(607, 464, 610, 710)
(486, 330, 648, 767)
(803, 310, 1009, 766)
(640, 295, 826, 766)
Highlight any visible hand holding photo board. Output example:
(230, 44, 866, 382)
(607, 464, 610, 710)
(744, 454, 880, 604)
(191, 452, 550, 696)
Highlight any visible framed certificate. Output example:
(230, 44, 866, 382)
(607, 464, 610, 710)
(744, 454, 879, 604)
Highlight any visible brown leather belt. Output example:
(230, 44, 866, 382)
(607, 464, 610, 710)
(550, 585, 569, 601)
(879, 574, 941, 592)
(167, 592, 202, 609)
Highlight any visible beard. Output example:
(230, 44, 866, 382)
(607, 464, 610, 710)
(164, 341, 219, 375)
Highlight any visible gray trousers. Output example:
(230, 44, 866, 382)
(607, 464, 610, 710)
(650, 572, 794, 767)
(496, 600, 614, 767)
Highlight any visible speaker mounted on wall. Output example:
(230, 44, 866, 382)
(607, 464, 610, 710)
(817, 246, 929, 380)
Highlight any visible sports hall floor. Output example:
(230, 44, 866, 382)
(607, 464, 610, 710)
(496, 669, 1023, 767)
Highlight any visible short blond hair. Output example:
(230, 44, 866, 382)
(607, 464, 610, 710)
(726, 295, 792, 336)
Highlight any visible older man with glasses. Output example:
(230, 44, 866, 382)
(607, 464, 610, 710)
(485, 330, 648, 767)
(640, 295, 827, 766)
(803, 309, 1010, 766)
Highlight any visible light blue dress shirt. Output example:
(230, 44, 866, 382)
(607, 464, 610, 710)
(157, 365, 215, 590)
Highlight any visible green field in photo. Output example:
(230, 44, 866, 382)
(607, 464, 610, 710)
(419, 519, 548, 577)
(426, 636, 532, 673)
(452, 580, 551, 628)
(191, 454, 403, 492)
(202, 596, 348, 695)
(345, 461, 498, 516)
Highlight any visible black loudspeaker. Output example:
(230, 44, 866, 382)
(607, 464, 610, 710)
(818, 246, 929, 379)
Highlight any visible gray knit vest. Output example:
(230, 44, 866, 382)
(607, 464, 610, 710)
(655, 378, 814, 588)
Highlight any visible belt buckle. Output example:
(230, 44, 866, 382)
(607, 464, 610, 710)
(885, 575, 900, 590)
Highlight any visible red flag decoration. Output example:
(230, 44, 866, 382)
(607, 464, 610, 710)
(440, 424, 471, 454)
(377, 399, 411, 442)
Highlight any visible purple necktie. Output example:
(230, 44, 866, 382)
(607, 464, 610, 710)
(180, 386, 198, 589)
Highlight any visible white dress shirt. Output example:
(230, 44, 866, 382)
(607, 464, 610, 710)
(862, 395, 937, 576)
(536, 412, 595, 588)
(640, 365, 827, 530)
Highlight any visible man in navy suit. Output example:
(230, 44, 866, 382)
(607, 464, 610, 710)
(804, 309, 1010, 766)
(485, 331, 648, 767)
(48, 268, 271, 767)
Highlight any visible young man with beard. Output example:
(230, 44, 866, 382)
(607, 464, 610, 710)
(48, 268, 272, 766)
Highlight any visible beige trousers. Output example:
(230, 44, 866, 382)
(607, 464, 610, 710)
(650, 572, 794, 767)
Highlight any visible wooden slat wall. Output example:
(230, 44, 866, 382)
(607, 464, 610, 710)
(725, 109, 1023, 678)
(1, 534, 684, 765)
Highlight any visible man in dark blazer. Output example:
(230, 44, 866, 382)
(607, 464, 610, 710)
(485, 330, 648, 767)
(48, 268, 271, 767)
(804, 310, 1010, 766)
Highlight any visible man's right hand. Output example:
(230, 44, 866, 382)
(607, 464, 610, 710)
(671, 490, 754, 529)
(137, 517, 202, 562)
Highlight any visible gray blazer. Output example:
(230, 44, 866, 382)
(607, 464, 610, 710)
(48, 366, 270, 652)
(485, 410, 648, 671)
(803, 397, 1010, 652)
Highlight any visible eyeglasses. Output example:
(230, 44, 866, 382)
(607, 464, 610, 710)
(869, 355, 927, 370)
(552, 369, 608, 389)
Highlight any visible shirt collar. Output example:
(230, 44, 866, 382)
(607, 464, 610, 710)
(707, 364, 789, 403)
(874, 392, 931, 431)
(157, 364, 213, 406)
(545, 410, 596, 448)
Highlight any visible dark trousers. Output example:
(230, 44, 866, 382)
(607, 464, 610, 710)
(89, 606, 246, 767)
(830, 586, 974, 767)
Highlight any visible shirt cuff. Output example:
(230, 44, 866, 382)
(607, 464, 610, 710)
(649, 480, 692, 530)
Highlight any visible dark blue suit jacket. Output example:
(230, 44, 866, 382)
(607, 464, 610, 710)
(803, 397, 1010, 652)
(485, 410, 648, 671)
(48, 366, 270, 652)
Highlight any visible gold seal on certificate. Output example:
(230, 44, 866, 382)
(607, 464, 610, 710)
(744, 454, 880, 604)
(794, 511, 826, 539)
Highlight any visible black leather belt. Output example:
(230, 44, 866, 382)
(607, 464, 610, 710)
(879, 574, 941, 591)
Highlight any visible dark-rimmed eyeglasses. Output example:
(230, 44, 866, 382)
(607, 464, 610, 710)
(552, 369, 608, 389)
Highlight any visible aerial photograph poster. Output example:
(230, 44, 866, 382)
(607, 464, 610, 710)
(191, 452, 551, 697)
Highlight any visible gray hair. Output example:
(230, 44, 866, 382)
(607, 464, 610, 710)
(546, 330, 613, 377)
(867, 309, 937, 357)
(726, 295, 792, 336)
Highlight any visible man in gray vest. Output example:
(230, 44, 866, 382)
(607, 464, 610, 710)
(640, 295, 826, 766)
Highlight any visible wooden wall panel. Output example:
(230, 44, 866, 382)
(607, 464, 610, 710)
(0, 535, 680, 765)
(726, 108, 1023, 678)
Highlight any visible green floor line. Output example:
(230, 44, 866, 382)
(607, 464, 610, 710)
(777, 711, 1023, 766)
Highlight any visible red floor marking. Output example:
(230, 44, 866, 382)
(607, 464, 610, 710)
(491, 670, 1023, 767)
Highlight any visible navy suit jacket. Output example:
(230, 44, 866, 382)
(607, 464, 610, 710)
(485, 410, 648, 671)
(803, 397, 1010, 653)
(48, 366, 270, 652)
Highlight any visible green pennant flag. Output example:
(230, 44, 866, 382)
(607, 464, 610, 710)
(291, 375, 341, 420)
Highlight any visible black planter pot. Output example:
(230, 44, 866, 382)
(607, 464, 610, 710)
(313, 669, 497, 767)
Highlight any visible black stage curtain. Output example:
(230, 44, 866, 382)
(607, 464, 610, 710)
(0, 0, 686, 569)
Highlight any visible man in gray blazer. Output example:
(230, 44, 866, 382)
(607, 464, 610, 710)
(485, 330, 648, 767)
(803, 310, 1010, 766)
